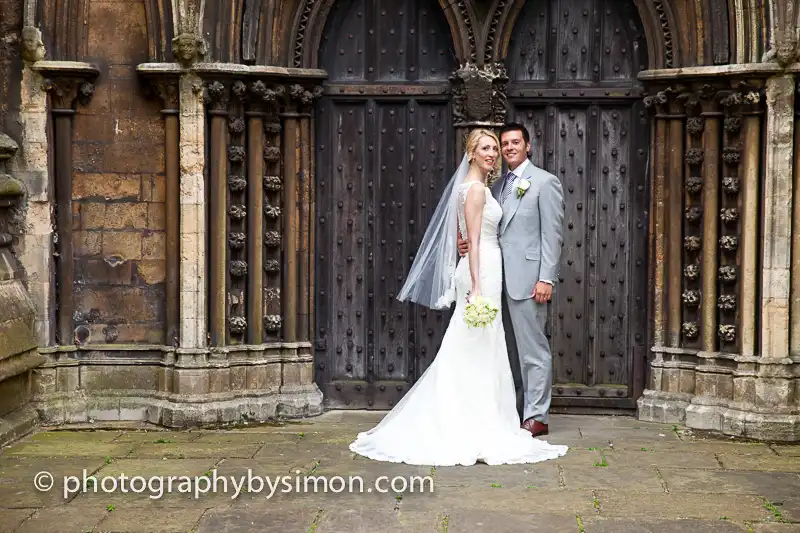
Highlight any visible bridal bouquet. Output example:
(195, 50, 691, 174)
(463, 296, 499, 328)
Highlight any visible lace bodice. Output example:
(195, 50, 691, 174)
(456, 181, 503, 245)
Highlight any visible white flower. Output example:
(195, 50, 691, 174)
(516, 178, 531, 198)
(463, 296, 499, 328)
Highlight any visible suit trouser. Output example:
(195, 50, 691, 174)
(503, 291, 551, 424)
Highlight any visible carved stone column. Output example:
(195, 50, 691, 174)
(280, 84, 323, 343)
(262, 94, 283, 341)
(0, 134, 44, 446)
(644, 90, 669, 349)
(638, 67, 797, 441)
(739, 88, 762, 357)
(666, 90, 685, 348)
(204, 80, 231, 346)
(38, 64, 99, 346)
(792, 79, 800, 357)
(762, 74, 794, 360)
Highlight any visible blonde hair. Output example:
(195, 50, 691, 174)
(465, 128, 501, 183)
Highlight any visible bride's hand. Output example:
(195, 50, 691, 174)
(468, 287, 481, 302)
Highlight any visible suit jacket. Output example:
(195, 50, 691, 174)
(491, 158, 565, 301)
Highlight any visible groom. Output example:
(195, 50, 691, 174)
(458, 122, 564, 437)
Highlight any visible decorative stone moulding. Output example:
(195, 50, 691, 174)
(722, 177, 740, 194)
(682, 290, 701, 307)
(682, 322, 699, 339)
(228, 146, 245, 163)
(228, 233, 246, 249)
(228, 118, 245, 134)
(229, 260, 247, 277)
(264, 205, 281, 219)
(264, 315, 282, 332)
(685, 206, 702, 222)
(718, 294, 736, 311)
(264, 146, 281, 162)
(228, 205, 246, 220)
(685, 176, 703, 193)
(723, 116, 741, 133)
(265, 288, 280, 299)
(686, 117, 704, 136)
(684, 264, 700, 281)
(718, 266, 737, 283)
(681, 290, 700, 307)
(684, 236, 701, 251)
(720, 208, 739, 224)
(684, 148, 704, 166)
(263, 175, 282, 191)
(264, 259, 280, 273)
(721, 145, 741, 164)
(264, 231, 281, 247)
(228, 316, 246, 334)
(228, 175, 247, 191)
(718, 324, 736, 342)
(720, 235, 738, 252)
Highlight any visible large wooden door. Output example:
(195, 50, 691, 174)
(314, 0, 458, 408)
(505, 0, 650, 410)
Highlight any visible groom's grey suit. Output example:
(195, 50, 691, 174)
(491, 157, 565, 425)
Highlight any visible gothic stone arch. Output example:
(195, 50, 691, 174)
(289, 0, 478, 68)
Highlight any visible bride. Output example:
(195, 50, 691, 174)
(348, 129, 569, 466)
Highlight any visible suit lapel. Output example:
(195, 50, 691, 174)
(500, 160, 535, 234)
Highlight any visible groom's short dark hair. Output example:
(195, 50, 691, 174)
(499, 122, 530, 144)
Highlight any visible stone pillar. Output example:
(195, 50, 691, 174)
(244, 83, 267, 345)
(178, 72, 207, 350)
(638, 66, 800, 441)
(37, 63, 99, 346)
(146, 76, 181, 347)
(204, 80, 230, 346)
(280, 98, 299, 343)
(14, 63, 52, 346)
(0, 134, 45, 446)
(761, 74, 794, 360)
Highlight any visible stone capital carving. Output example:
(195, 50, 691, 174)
(172, 32, 208, 68)
(43, 77, 96, 110)
(21, 26, 45, 63)
(145, 77, 180, 109)
(204, 80, 230, 112)
(450, 62, 508, 126)
(247, 81, 285, 112)
(285, 83, 323, 109)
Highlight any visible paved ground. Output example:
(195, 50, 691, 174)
(0, 412, 799, 532)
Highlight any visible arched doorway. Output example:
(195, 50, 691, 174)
(313, 0, 460, 408)
(504, 0, 650, 410)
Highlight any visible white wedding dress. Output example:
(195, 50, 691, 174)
(349, 181, 569, 466)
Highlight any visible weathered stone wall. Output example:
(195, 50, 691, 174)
(70, 0, 167, 345)
(0, 0, 23, 141)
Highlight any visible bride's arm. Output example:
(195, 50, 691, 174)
(464, 184, 485, 298)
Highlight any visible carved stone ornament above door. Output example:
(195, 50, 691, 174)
(449, 62, 509, 126)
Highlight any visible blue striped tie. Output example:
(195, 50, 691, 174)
(501, 171, 515, 204)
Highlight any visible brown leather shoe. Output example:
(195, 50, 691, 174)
(521, 418, 548, 437)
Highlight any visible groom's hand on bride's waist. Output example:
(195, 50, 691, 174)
(457, 236, 469, 256)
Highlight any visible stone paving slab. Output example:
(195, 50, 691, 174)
(593, 490, 773, 522)
(0, 412, 798, 533)
(581, 517, 749, 532)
